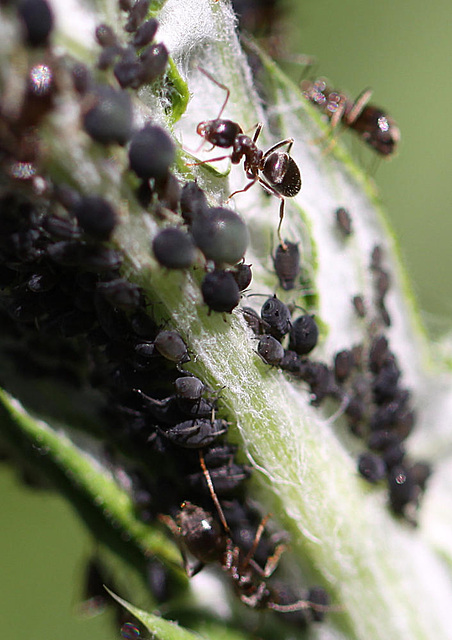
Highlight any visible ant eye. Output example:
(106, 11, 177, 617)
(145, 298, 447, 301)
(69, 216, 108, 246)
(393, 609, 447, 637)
(201, 270, 240, 313)
(152, 228, 197, 270)
(192, 207, 249, 266)
(128, 124, 175, 181)
(83, 86, 133, 146)
(288, 314, 319, 356)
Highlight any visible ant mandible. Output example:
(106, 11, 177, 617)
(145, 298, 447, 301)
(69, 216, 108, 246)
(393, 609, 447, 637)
(191, 67, 302, 243)
(301, 78, 400, 156)
(159, 451, 335, 621)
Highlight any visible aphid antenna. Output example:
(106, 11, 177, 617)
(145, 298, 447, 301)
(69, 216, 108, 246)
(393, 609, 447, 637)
(198, 450, 231, 534)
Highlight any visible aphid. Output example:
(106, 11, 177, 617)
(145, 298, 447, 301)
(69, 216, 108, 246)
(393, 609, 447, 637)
(180, 181, 209, 224)
(96, 278, 142, 310)
(132, 18, 159, 48)
(135, 388, 215, 424)
(230, 262, 252, 291)
(18, 0, 54, 47)
(129, 124, 175, 182)
(47, 242, 123, 271)
(335, 207, 352, 236)
(191, 207, 249, 267)
(154, 329, 190, 365)
(138, 43, 169, 84)
(174, 376, 205, 401)
(125, 0, 150, 33)
(260, 295, 291, 339)
(72, 196, 119, 241)
(334, 349, 353, 382)
(272, 241, 300, 290)
(288, 314, 319, 356)
(257, 334, 285, 366)
(357, 452, 386, 483)
(158, 417, 228, 449)
(95, 24, 118, 47)
(152, 228, 197, 270)
(279, 349, 302, 374)
(302, 78, 400, 156)
(201, 270, 241, 314)
(387, 465, 416, 515)
(83, 86, 133, 146)
(352, 294, 366, 318)
(194, 68, 301, 241)
(241, 306, 264, 335)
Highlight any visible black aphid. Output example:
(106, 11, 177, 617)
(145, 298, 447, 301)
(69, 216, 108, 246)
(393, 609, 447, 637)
(152, 228, 197, 270)
(201, 270, 241, 314)
(47, 242, 123, 271)
(83, 86, 133, 146)
(191, 207, 249, 266)
(154, 330, 190, 364)
(288, 314, 318, 356)
(241, 306, 264, 335)
(132, 18, 159, 48)
(260, 295, 291, 339)
(129, 124, 175, 181)
(139, 43, 169, 84)
(158, 417, 228, 449)
(174, 376, 205, 401)
(18, 0, 54, 47)
(72, 196, 119, 241)
(258, 334, 284, 366)
(334, 349, 353, 382)
(357, 452, 386, 483)
(335, 207, 352, 236)
(231, 262, 252, 291)
(272, 241, 300, 290)
(96, 278, 141, 310)
(352, 295, 366, 318)
(180, 182, 209, 224)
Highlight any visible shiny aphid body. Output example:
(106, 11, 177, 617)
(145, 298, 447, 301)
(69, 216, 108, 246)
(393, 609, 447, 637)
(302, 78, 400, 156)
(195, 68, 301, 240)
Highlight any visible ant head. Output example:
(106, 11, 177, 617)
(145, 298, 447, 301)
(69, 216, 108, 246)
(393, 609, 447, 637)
(196, 121, 209, 138)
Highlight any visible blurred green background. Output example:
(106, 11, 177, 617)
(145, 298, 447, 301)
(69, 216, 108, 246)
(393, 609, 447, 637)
(2, 1, 452, 639)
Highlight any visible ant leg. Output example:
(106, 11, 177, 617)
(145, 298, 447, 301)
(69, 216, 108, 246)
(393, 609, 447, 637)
(268, 599, 342, 614)
(252, 122, 263, 144)
(199, 451, 231, 534)
(240, 581, 269, 609)
(262, 137, 294, 162)
(242, 513, 272, 569)
(186, 154, 231, 167)
(256, 177, 287, 248)
(262, 542, 288, 578)
(229, 176, 258, 199)
(345, 87, 372, 125)
(197, 66, 230, 120)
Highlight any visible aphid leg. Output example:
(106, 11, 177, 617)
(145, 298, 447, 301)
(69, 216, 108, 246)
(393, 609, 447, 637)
(345, 87, 372, 126)
(199, 450, 231, 534)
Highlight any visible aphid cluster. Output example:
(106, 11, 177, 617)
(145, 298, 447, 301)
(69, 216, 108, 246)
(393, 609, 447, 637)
(0, 1, 334, 630)
(254, 233, 430, 520)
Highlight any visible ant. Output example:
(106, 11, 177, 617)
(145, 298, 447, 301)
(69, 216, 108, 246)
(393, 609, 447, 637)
(160, 451, 336, 620)
(301, 78, 400, 156)
(191, 68, 302, 244)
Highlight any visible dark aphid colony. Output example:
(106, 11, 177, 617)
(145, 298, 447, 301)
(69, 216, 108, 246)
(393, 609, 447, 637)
(0, 1, 439, 637)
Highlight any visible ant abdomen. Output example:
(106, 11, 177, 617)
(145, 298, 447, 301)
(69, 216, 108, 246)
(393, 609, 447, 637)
(263, 152, 301, 197)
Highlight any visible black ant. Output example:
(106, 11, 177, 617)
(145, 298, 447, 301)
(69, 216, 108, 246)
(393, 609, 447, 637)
(301, 78, 400, 156)
(191, 68, 302, 243)
(160, 451, 336, 621)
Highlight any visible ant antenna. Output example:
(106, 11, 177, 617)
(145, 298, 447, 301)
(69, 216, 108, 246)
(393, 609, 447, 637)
(198, 66, 230, 121)
(198, 450, 231, 534)
(267, 599, 343, 614)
